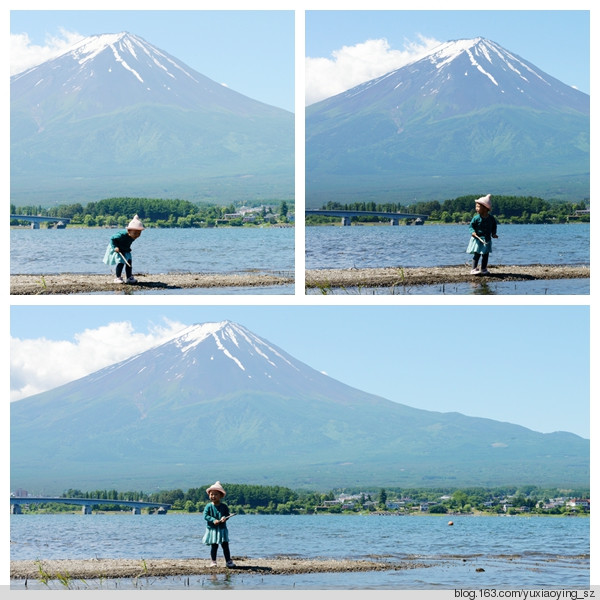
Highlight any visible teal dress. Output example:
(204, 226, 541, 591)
(466, 214, 497, 255)
(202, 502, 230, 545)
(102, 230, 134, 266)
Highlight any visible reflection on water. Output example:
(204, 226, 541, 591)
(305, 278, 589, 296)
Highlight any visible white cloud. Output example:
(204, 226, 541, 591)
(305, 35, 441, 105)
(10, 28, 85, 76)
(10, 319, 187, 401)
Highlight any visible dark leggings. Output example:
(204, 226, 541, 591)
(210, 542, 231, 561)
(115, 261, 133, 279)
(472, 253, 489, 269)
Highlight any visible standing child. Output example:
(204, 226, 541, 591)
(102, 215, 145, 283)
(202, 482, 236, 568)
(466, 194, 498, 275)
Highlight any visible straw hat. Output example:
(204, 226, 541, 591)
(475, 194, 492, 210)
(206, 481, 226, 497)
(127, 214, 145, 230)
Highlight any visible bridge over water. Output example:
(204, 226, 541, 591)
(10, 215, 71, 229)
(10, 497, 171, 515)
(306, 209, 428, 226)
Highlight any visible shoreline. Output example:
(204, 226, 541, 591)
(10, 557, 427, 580)
(305, 264, 590, 289)
(11, 264, 588, 294)
(10, 272, 294, 295)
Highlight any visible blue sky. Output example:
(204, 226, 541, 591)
(305, 10, 590, 104)
(10, 304, 590, 439)
(10, 10, 295, 112)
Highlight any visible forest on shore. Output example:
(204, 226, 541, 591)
(10, 198, 293, 228)
(16, 483, 590, 517)
(307, 195, 589, 225)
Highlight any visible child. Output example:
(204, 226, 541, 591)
(466, 194, 498, 275)
(202, 482, 235, 568)
(102, 215, 145, 283)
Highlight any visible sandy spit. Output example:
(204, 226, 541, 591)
(11, 557, 426, 579)
(305, 264, 590, 289)
(10, 272, 294, 295)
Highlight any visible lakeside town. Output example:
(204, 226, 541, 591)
(317, 491, 590, 516)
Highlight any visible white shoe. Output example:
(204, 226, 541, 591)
(470, 269, 481, 275)
(113, 277, 124, 283)
(210, 561, 217, 567)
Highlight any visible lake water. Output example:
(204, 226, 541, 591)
(306, 223, 589, 269)
(305, 223, 589, 295)
(10, 513, 589, 590)
(11, 227, 295, 276)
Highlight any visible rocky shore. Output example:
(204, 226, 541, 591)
(10, 272, 294, 295)
(305, 264, 590, 290)
(11, 557, 427, 580)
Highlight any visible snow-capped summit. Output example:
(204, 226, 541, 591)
(61, 32, 202, 90)
(85, 320, 312, 405)
(12, 31, 248, 114)
(341, 37, 588, 113)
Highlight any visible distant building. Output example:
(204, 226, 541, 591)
(567, 499, 590, 510)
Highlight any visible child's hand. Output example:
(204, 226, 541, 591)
(113, 247, 119, 253)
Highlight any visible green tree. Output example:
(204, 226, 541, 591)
(452, 490, 468, 509)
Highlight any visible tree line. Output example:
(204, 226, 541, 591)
(307, 195, 589, 225)
(16, 483, 588, 516)
(10, 198, 292, 228)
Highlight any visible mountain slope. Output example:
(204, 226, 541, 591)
(10, 321, 589, 493)
(306, 38, 589, 205)
(10, 33, 294, 205)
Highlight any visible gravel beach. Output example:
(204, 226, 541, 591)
(10, 264, 588, 294)
(305, 264, 590, 290)
(10, 272, 294, 295)
(11, 557, 426, 580)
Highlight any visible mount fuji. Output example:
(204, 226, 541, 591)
(10, 32, 294, 205)
(306, 37, 589, 206)
(11, 321, 589, 493)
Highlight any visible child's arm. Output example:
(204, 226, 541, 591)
(110, 232, 124, 253)
(469, 217, 483, 241)
(203, 504, 220, 525)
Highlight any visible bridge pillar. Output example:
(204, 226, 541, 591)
(341, 217, 352, 226)
(390, 218, 400, 226)
(11, 504, 22, 514)
(31, 222, 40, 229)
(132, 507, 141, 514)
(82, 505, 92, 515)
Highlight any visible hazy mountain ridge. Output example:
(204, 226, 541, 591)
(11, 32, 294, 205)
(306, 38, 589, 206)
(11, 321, 589, 493)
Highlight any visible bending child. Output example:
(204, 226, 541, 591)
(102, 215, 145, 283)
